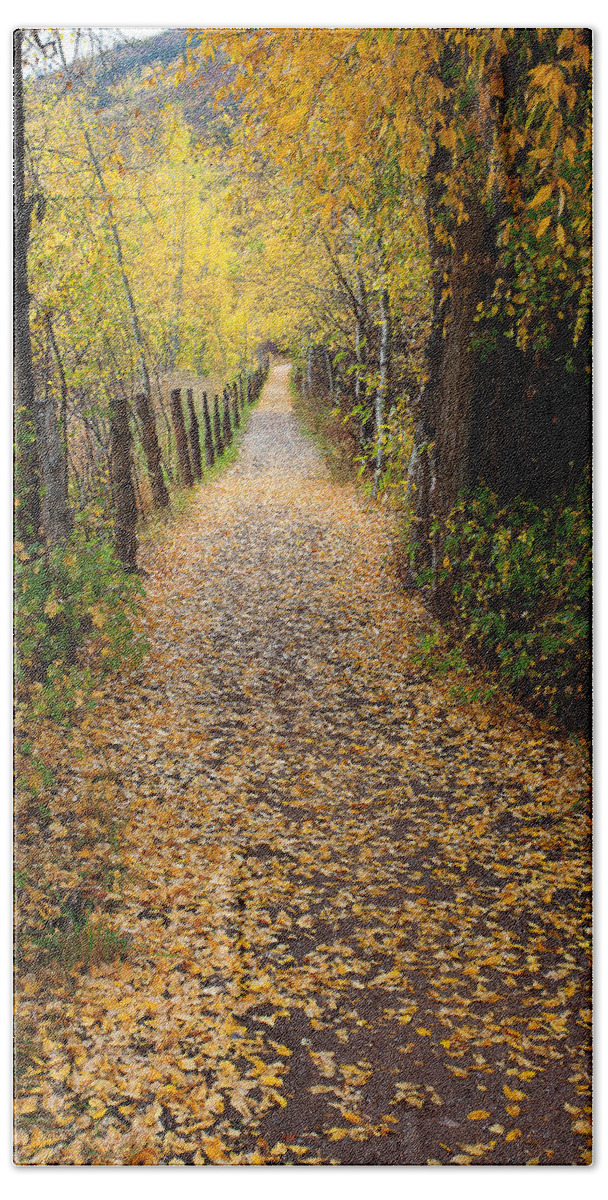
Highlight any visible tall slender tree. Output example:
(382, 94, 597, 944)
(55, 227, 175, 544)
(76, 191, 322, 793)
(14, 31, 42, 544)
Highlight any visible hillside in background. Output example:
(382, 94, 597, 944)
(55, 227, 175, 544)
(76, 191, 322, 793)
(93, 28, 237, 141)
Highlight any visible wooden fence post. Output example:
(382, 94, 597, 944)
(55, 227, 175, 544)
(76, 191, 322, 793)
(213, 394, 224, 455)
(170, 388, 194, 487)
(135, 392, 169, 507)
(222, 388, 232, 445)
(110, 394, 138, 570)
(186, 387, 202, 480)
(202, 392, 215, 467)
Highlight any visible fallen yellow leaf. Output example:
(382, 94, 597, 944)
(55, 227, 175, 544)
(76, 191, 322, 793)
(269, 1042, 292, 1056)
(572, 1119, 592, 1135)
(201, 1135, 227, 1162)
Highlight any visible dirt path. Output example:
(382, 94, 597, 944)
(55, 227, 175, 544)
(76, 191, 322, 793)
(16, 365, 591, 1165)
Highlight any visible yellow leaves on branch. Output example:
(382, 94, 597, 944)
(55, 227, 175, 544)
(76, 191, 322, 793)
(185, 27, 590, 353)
(528, 64, 567, 108)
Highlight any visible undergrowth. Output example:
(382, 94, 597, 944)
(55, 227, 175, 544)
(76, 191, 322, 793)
(14, 523, 148, 724)
(409, 482, 591, 729)
(290, 376, 359, 483)
(411, 627, 500, 708)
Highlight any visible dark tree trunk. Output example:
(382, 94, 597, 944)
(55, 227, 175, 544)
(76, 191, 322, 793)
(222, 389, 232, 445)
(135, 392, 169, 507)
(413, 192, 491, 607)
(14, 30, 42, 544)
(213, 394, 224, 455)
(411, 43, 504, 611)
(202, 392, 215, 467)
(186, 388, 202, 480)
(238, 375, 244, 411)
(170, 388, 194, 487)
(432, 200, 490, 524)
(109, 394, 138, 571)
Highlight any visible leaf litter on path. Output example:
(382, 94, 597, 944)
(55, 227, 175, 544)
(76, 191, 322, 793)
(14, 364, 591, 1165)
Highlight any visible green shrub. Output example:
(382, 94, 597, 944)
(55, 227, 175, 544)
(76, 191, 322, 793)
(435, 483, 590, 721)
(14, 527, 148, 720)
